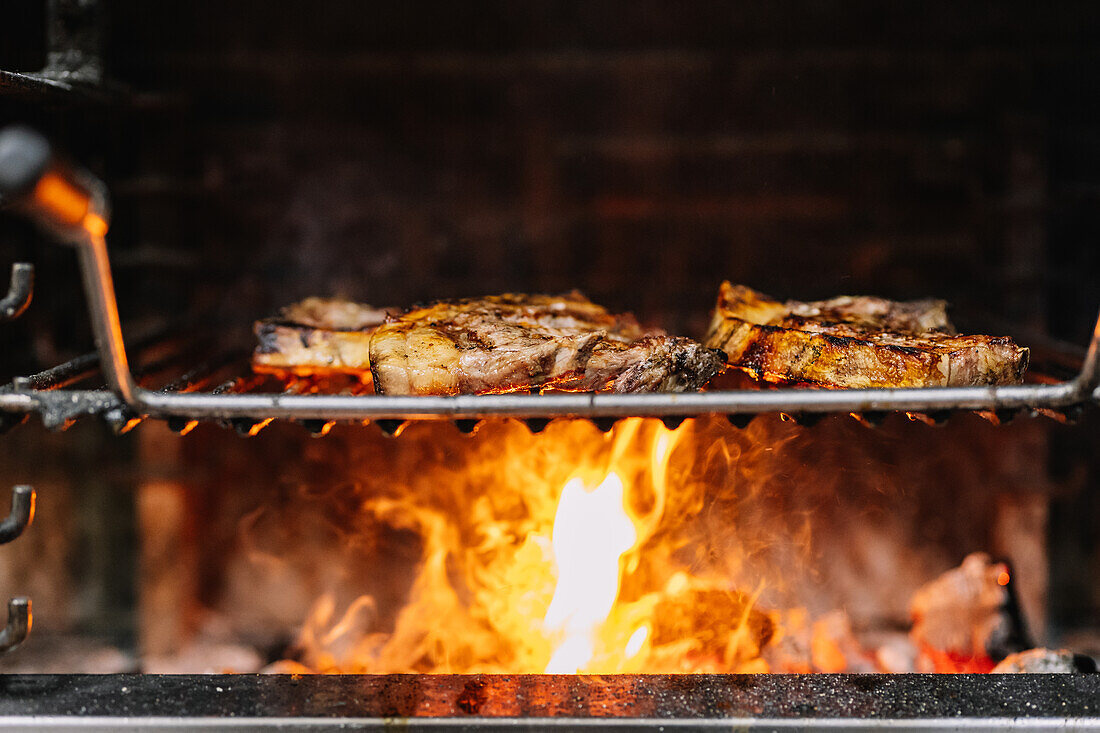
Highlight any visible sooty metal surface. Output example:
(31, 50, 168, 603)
(0, 674, 1095, 731)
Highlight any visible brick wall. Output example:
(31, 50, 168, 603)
(106, 0, 1100, 340)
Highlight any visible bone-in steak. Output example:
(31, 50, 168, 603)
(704, 282, 1028, 388)
(368, 292, 724, 395)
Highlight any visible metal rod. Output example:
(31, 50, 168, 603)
(124, 380, 1080, 419)
(0, 597, 30, 653)
(11, 350, 100, 391)
(76, 231, 136, 404)
(0, 393, 36, 413)
(0, 485, 34, 544)
(0, 263, 33, 321)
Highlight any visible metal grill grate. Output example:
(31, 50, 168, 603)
(0, 125, 1096, 435)
(0, 323, 1095, 436)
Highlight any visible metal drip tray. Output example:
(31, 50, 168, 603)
(0, 674, 1096, 731)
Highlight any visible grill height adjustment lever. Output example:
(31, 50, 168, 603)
(0, 124, 134, 403)
(0, 125, 109, 242)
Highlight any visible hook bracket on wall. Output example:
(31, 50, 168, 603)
(0, 485, 35, 653)
(0, 263, 33, 322)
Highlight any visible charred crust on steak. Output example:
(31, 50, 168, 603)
(368, 292, 721, 395)
(705, 282, 1028, 388)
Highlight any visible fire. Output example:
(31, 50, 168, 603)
(543, 472, 636, 672)
(227, 413, 1022, 675)
(285, 416, 775, 673)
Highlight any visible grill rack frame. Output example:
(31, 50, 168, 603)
(0, 225, 1098, 431)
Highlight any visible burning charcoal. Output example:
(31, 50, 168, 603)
(909, 552, 1031, 672)
(810, 610, 877, 673)
(992, 648, 1081, 673)
(761, 608, 874, 672)
(873, 634, 919, 673)
(260, 659, 314, 674)
(762, 608, 813, 672)
(650, 589, 775, 669)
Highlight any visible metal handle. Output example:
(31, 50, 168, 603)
(0, 125, 109, 243)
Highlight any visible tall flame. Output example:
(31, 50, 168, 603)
(543, 472, 637, 673)
(249, 415, 870, 674)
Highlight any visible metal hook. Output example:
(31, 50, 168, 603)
(0, 598, 30, 653)
(0, 485, 34, 545)
(0, 263, 33, 321)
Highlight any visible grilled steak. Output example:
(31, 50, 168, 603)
(369, 292, 724, 395)
(252, 297, 392, 376)
(705, 282, 1028, 388)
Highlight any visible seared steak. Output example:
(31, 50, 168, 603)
(705, 282, 1028, 388)
(369, 292, 724, 395)
(252, 297, 392, 376)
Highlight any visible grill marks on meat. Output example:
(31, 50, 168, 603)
(368, 292, 724, 395)
(705, 282, 1029, 388)
(252, 297, 392, 377)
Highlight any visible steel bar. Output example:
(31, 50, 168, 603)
(75, 233, 137, 404)
(0, 674, 1095, 731)
(123, 380, 1089, 420)
(10, 351, 101, 392)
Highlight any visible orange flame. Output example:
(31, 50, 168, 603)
(287, 417, 782, 673)
(240, 414, 996, 675)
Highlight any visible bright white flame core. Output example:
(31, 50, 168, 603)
(543, 472, 637, 673)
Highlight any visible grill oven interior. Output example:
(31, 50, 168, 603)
(0, 1, 1099, 729)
